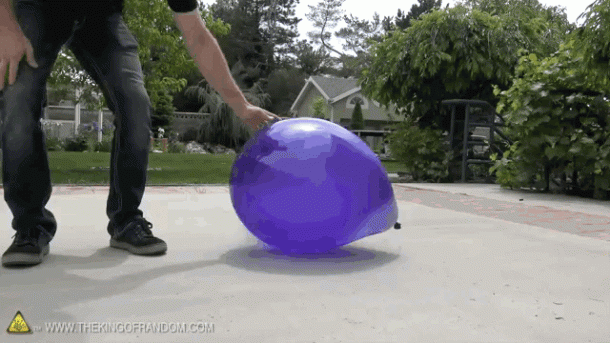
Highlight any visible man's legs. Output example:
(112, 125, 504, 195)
(67, 11, 166, 255)
(1, 0, 80, 266)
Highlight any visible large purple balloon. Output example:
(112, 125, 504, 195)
(230, 118, 398, 254)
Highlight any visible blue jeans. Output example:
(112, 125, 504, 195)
(0, 0, 153, 237)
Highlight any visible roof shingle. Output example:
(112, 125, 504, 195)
(311, 75, 359, 99)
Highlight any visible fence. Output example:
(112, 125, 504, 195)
(40, 106, 211, 141)
(32, 106, 399, 155)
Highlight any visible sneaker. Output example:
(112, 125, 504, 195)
(109, 217, 167, 255)
(2, 226, 52, 267)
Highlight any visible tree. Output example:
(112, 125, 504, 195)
(46, 1, 231, 132)
(574, 0, 610, 88)
(184, 61, 271, 151)
(488, 0, 610, 199)
(305, 0, 346, 58)
(305, 0, 386, 76)
(383, 0, 443, 32)
(334, 13, 387, 75)
(311, 97, 328, 120)
(266, 67, 307, 116)
(210, 0, 300, 82)
(361, 3, 572, 131)
(458, 0, 574, 56)
(491, 44, 610, 197)
(290, 40, 334, 76)
(351, 101, 364, 130)
(122, 0, 229, 133)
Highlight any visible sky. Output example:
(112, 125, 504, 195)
(200, 0, 593, 48)
(295, 0, 592, 34)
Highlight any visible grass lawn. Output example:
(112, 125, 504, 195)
(0, 151, 407, 185)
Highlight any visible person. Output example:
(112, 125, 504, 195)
(0, 0, 280, 267)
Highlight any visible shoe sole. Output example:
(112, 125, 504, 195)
(110, 239, 167, 255)
(2, 244, 50, 267)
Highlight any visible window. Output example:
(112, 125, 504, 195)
(350, 97, 364, 106)
(346, 94, 368, 109)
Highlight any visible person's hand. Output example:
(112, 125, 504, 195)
(237, 104, 282, 131)
(0, 25, 38, 91)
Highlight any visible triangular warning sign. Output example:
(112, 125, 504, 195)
(6, 311, 32, 334)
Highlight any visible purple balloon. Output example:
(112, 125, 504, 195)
(230, 118, 399, 254)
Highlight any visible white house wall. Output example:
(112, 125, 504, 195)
(331, 95, 400, 128)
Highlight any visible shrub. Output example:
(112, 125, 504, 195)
(491, 43, 610, 199)
(387, 118, 452, 182)
(46, 136, 63, 151)
(168, 141, 186, 153)
(64, 134, 89, 152)
(180, 127, 198, 142)
(311, 96, 328, 120)
(351, 102, 365, 130)
(93, 136, 113, 152)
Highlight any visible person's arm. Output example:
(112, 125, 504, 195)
(173, 9, 281, 130)
(0, 0, 19, 29)
(0, 0, 38, 90)
(173, 10, 249, 117)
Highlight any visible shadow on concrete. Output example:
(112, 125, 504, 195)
(0, 247, 221, 343)
(221, 244, 400, 276)
(1, 243, 400, 342)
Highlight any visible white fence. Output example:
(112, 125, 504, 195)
(41, 106, 210, 141)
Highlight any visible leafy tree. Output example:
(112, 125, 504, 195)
(458, 0, 574, 56)
(489, 1, 610, 199)
(290, 39, 334, 76)
(306, 0, 387, 76)
(383, 0, 443, 32)
(123, 0, 229, 131)
(351, 101, 364, 130)
(311, 97, 328, 120)
(152, 90, 175, 134)
(210, 0, 300, 81)
(305, 0, 346, 57)
(266, 67, 307, 116)
(574, 0, 610, 88)
(47, 1, 231, 131)
(386, 117, 452, 182)
(185, 62, 270, 151)
(362, 6, 512, 130)
(361, 3, 571, 131)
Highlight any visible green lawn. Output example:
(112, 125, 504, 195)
(0, 152, 407, 185)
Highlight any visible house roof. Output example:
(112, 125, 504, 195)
(310, 75, 359, 99)
(290, 75, 361, 112)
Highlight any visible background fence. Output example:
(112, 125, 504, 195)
(3, 105, 419, 155)
(41, 106, 210, 140)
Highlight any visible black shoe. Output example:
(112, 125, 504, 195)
(109, 217, 167, 255)
(2, 226, 52, 267)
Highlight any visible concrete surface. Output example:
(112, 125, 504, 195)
(0, 183, 608, 343)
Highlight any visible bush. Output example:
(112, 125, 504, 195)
(311, 96, 328, 120)
(492, 43, 610, 199)
(168, 141, 186, 153)
(64, 135, 89, 152)
(180, 127, 198, 142)
(93, 136, 113, 152)
(387, 118, 452, 182)
(197, 111, 251, 152)
(46, 136, 63, 151)
(351, 102, 365, 130)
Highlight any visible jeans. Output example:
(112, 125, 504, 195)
(0, 0, 153, 238)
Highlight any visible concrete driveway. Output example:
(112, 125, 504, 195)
(1, 184, 608, 343)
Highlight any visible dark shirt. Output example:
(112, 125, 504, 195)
(39, 1, 198, 14)
(112, 0, 198, 13)
(165, 0, 198, 13)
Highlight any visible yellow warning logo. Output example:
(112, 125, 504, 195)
(6, 311, 32, 334)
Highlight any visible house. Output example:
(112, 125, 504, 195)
(290, 75, 403, 151)
(289, 75, 403, 129)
